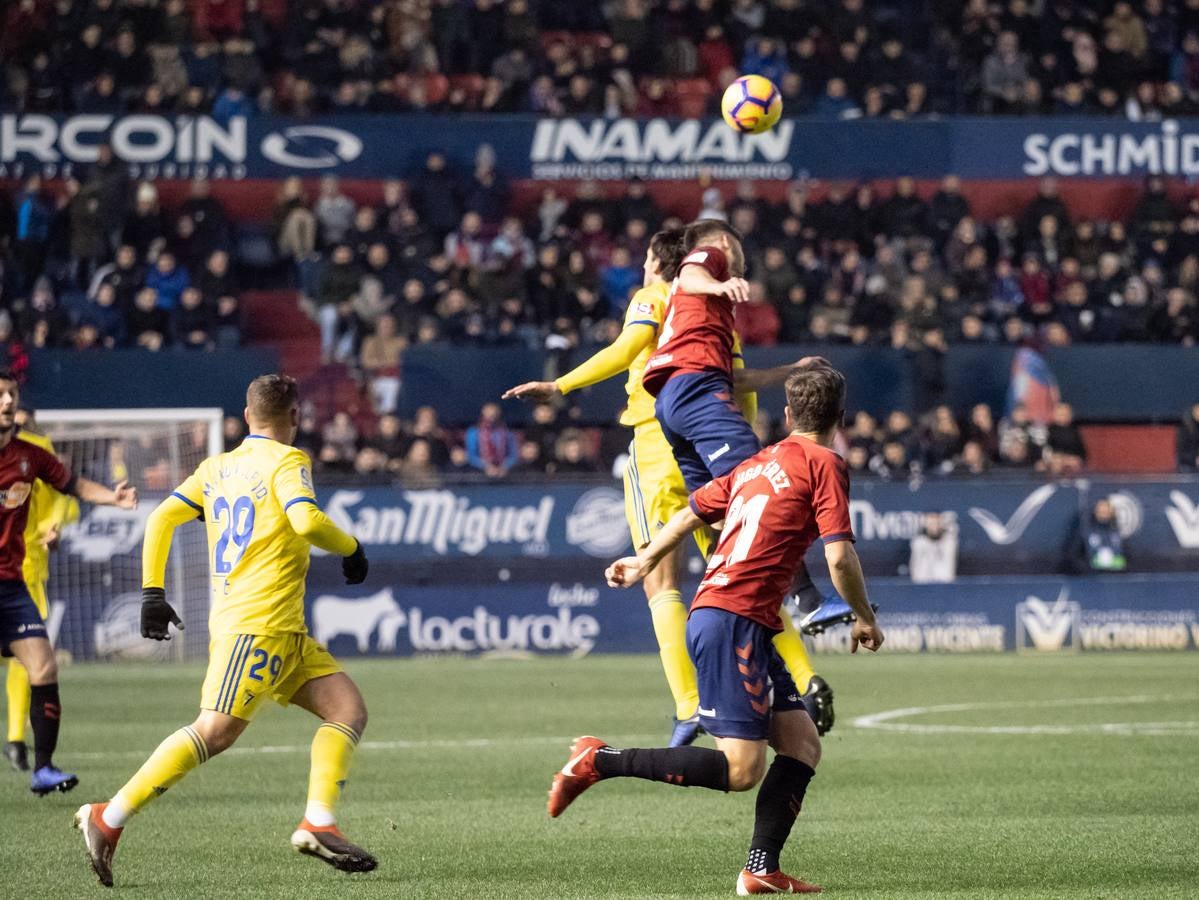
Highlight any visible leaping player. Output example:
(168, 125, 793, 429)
(75, 375, 375, 887)
(503, 229, 834, 745)
(548, 364, 884, 895)
(0, 372, 137, 795)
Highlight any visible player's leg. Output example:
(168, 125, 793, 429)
(660, 371, 761, 490)
(6, 578, 49, 771)
(75, 634, 259, 886)
(282, 639, 376, 873)
(626, 429, 701, 742)
(8, 631, 76, 794)
(547, 608, 776, 817)
(735, 646, 823, 894)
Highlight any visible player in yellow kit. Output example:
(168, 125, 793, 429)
(4, 411, 79, 772)
(74, 375, 376, 888)
(504, 230, 833, 747)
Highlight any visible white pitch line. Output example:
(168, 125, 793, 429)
(66, 733, 662, 762)
(852, 694, 1199, 736)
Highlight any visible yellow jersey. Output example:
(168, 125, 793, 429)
(170, 436, 328, 637)
(17, 430, 79, 586)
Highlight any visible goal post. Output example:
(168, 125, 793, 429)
(35, 408, 224, 663)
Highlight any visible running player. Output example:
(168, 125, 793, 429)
(5, 407, 79, 773)
(0, 373, 137, 795)
(548, 365, 884, 895)
(503, 230, 831, 745)
(74, 375, 375, 887)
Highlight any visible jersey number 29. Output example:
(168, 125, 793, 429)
(213, 496, 255, 574)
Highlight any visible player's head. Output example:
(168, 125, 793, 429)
(645, 228, 685, 284)
(684, 219, 745, 277)
(0, 371, 18, 433)
(784, 365, 846, 442)
(245, 374, 300, 442)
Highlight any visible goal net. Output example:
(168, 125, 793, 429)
(36, 409, 223, 664)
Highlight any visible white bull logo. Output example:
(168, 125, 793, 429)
(312, 588, 402, 653)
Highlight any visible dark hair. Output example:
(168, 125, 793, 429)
(649, 228, 686, 280)
(785, 366, 846, 434)
(0, 370, 18, 386)
(246, 374, 299, 421)
(683, 219, 742, 252)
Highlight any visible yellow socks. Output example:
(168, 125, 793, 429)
(6, 660, 30, 743)
(648, 590, 700, 720)
(305, 722, 360, 826)
(106, 726, 209, 827)
(772, 605, 816, 693)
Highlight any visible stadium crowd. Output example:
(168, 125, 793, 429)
(4, 1, 1199, 120)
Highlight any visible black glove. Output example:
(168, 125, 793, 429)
(141, 587, 184, 640)
(342, 541, 368, 585)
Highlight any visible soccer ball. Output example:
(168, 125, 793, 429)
(721, 75, 783, 134)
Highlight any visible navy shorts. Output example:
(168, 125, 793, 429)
(655, 371, 761, 492)
(0, 579, 47, 657)
(686, 607, 807, 741)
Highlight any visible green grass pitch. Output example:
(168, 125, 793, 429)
(2, 652, 1196, 898)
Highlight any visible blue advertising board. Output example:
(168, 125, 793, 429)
(310, 478, 1199, 576)
(43, 479, 1199, 660)
(298, 569, 1199, 658)
(3, 114, 1199, 182)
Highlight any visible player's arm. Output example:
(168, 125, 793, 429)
(812, 454, 883, 653)
(606, 504, 705, 588)
(734, 355, 834, 394)
(502, 310, 655, 401)
(140, 489, 203, 639)
(607, 471, 731, 587)
(73, 475, 138, 509)
(676, 247, 749, 303)
(28, 443, 137, 509)
(276, 456, 368, 584)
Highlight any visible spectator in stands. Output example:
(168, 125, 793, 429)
(122, 182, 167, 261)
(80, 282, 126, 349)
(14, 175, 53, 293)
(126, 287, 170, 351)
(146, 251, 190, 311)
(397, 439, 442, 488)
(321, 411, 360, 465)
(982, 31, 1030, 113)
(551, 428, 599, 476)
(465, 402, 518, 479)
(410, 405, 451, 469)
(909, 512, 958, 583)
(412, 152, 463, 239)
(315, 176, 356, 247)
(1067, 498, 1128, 574)
(1045, 402, 1088, 474)
(1176, 403, 1199, 471)
(174, 286, 213, 350)
(735, 281, 781, 345)
(274, 177, 316, 262)
(314, 244, 360, 362)
(360, 313, 406, 415)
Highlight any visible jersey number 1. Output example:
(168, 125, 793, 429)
(213, 496, 255, 574)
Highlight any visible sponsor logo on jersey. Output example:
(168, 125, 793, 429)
(0, 481, 31, 508)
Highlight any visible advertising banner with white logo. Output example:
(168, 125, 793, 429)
(6, 115, 1199, 181)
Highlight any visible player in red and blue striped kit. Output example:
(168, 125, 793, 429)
(547, 365, 883, 895)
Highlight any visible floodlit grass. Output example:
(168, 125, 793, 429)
(3, 652, 1196, 898)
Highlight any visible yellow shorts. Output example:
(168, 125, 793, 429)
(200, 632, 341, 721)
(623, 422, 712, 558)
